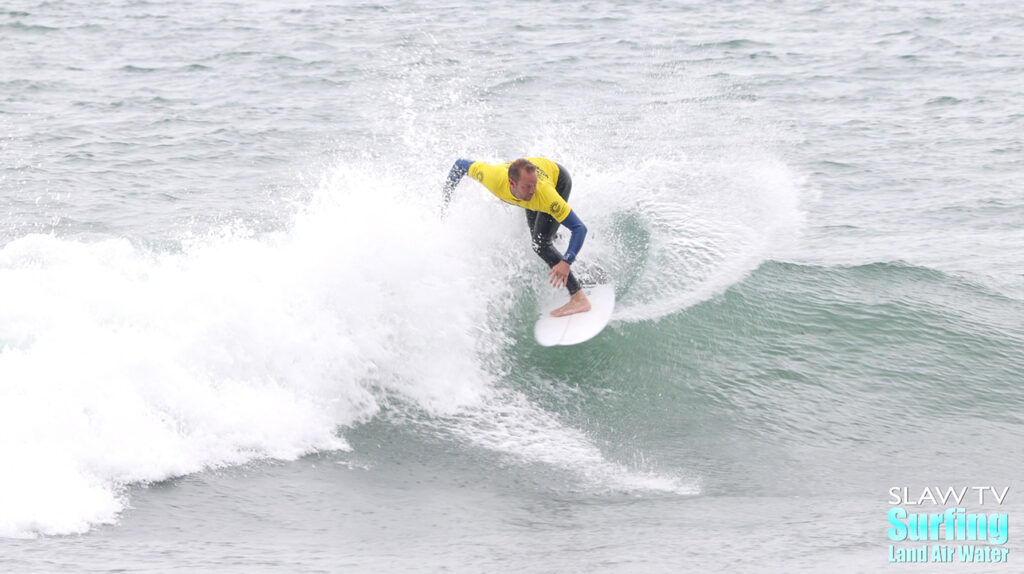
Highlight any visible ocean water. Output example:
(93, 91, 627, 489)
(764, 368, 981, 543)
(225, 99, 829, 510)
(1, 0, 1022, 572)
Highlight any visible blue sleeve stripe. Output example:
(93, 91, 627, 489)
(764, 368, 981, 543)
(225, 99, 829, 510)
(442, 158, 473, 209)
(560, 210, 587, 264)
(448, 158, 472, 183)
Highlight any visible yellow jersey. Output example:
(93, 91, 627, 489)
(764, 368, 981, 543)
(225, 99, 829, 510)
(467, 157, 571, 222)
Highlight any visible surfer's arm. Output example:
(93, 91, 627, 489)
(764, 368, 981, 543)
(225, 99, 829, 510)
(560, 210, 587, 264)
(441, 158, 474, 216)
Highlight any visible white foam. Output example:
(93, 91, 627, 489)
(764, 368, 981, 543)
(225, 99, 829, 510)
(605, 153, 805, 322)
(0, 163, 510, 537)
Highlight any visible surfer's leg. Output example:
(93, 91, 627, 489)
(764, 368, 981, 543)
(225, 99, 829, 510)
(528, 211, 582, 295)
(544, 163, 591, 315)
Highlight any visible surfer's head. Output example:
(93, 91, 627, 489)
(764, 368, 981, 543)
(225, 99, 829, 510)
(508, 159, 537, 201)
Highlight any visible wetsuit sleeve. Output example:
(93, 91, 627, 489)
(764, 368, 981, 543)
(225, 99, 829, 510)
(442, 158, 473, 214)
(560, 209, 587, 264)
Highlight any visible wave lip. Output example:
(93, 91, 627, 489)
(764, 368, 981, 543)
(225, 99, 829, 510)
(0, 178, 492, 537)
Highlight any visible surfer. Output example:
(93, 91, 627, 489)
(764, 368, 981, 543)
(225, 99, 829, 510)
(442, 157, 591, 317)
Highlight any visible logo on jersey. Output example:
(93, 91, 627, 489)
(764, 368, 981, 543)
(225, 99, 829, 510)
(549, 201, 563, 215)
(472, 170, 484, 182)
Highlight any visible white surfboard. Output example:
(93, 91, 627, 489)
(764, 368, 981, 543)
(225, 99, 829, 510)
(534, 283, 616, 347)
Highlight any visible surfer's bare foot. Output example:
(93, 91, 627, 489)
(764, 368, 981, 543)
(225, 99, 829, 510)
(551, 290, 591, 317)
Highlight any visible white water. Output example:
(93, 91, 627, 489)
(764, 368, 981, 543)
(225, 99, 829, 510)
(0, 162, 493, 536)
(1, 153, 726, 537)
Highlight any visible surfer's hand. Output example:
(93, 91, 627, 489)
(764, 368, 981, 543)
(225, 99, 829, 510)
(549, 261, 570, 288)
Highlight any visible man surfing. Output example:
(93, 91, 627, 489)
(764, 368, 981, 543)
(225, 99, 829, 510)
(442, 157, 591, 317)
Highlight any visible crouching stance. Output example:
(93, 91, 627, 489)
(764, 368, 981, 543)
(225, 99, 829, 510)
(442, 157, 590, 317)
